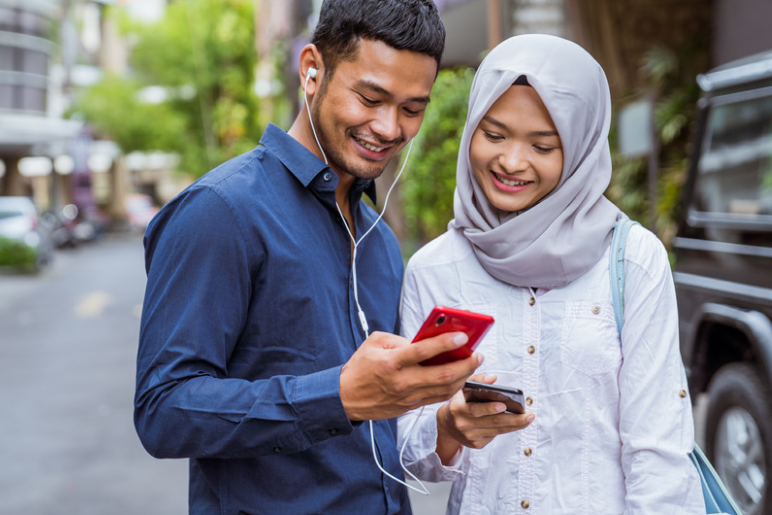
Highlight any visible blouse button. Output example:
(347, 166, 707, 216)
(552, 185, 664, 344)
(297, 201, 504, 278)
(525, 397, 533, 406)
(592, 306, 601, 315)
(524, 447, 532, 456)
(679, 389, 687, 398)
(528, 297, 535, 306)
(521, 500, 530, 509)
(273, 447, 281, 454)
(527, 345, 535, 354)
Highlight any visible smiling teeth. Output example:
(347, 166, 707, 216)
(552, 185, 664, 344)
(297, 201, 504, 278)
(355, 137, 386, 152)
(497, 174, 529, 186)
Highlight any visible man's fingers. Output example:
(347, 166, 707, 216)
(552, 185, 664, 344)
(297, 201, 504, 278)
(402, 331, 469, 365)
(366, 331, 409, 350)
(407, 354, 482, 404)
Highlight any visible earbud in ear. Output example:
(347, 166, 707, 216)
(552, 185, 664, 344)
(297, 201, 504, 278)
(307, 67, 318, 79)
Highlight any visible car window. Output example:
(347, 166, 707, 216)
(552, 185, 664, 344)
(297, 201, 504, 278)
(0, 210, 24, 219)
(695, 87, 772, 218)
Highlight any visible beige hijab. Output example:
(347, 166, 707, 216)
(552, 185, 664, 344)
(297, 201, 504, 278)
(450, 34, 622, 289)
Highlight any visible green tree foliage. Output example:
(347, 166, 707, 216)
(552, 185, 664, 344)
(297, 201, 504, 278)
(71, 75, 185, 153)
(608, 44, 706, 246)
(401, 67, 475, 245)
(70, 0, 274, 177)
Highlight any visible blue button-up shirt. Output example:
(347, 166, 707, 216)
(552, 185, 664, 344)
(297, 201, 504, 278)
(135, 124, 410, 514)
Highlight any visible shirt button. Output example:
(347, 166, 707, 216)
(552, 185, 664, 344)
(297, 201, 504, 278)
(528, 297, 535, 306)
(273, 447, 281, 454)
(525, 397, 533, 406)
(592, 306, 601, 315)
(323, 171, 332, 181)
(521, 500, 530, 509)
(524, 447, 532, 456)
(329, 428, 338, 436)
(527, 345, 535, 354)
(680, 389, 687, 398)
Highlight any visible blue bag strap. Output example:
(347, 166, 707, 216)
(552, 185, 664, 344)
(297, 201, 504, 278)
(608, 218, 742, 515)
(609, 218, 638, 335)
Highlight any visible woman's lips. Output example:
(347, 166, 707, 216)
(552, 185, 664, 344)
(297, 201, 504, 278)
(491, 171, 532, 192)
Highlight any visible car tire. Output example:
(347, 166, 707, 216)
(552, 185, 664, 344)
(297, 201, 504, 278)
(705, 362, 772, 515)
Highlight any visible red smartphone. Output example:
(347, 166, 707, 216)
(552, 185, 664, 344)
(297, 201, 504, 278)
(411, 306, 495, 366)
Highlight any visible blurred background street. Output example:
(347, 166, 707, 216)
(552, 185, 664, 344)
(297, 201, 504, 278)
(0, 233, 187, 515)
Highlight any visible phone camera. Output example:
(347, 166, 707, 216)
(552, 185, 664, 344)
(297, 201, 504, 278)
(435, 315, 447, 326)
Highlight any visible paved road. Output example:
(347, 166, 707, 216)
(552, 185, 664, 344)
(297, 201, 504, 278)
(0, 233, 454, 515)
(0, 233, 187, 515)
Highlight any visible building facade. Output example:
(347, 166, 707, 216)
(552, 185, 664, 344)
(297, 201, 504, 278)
(0, 0, 82, 206)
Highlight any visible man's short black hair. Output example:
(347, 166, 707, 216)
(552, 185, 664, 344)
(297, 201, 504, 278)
(311, 0, 446, 76)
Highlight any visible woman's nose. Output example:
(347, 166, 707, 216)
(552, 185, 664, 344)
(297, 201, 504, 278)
(499, 143, 529, 173)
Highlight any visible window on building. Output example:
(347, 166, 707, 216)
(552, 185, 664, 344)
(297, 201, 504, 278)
(0, 7, 51, 113)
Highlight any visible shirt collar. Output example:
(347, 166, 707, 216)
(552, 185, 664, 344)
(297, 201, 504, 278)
(259, 123, 378, 204)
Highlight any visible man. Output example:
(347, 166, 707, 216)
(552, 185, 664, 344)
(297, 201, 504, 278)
(134, 1, 482, 514)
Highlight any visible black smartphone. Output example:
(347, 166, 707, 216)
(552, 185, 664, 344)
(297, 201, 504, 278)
(463, 381, 525, 414)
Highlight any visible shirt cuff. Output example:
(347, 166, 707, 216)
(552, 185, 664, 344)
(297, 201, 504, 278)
(419, 412, 466, 480)
(292, 365, 354, 443)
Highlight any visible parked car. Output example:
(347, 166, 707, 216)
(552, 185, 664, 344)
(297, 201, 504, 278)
(0, 196, 54, 271)
(673, 49, 772, 515)
(124, 193, 159, 232)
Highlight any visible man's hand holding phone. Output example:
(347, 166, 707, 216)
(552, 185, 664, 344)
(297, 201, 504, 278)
(435, 373, 535, 465)
(339, 329, 483, 422)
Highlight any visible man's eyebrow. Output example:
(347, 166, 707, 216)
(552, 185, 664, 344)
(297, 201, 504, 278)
(481, 115, 558, 137)
(356, 80, 431, 104)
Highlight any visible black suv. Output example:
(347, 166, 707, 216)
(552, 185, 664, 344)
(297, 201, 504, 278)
(674, 49, 772, 515)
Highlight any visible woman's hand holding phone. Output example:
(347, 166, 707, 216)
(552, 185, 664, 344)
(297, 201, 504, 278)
(435, 373, 535, 465)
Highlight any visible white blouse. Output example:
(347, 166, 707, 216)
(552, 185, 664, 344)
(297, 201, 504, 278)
(398, 225, 706, 515)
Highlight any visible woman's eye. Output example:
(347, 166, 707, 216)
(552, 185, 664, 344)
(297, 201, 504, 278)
(483, 131, 503, 142)
(534, 145, 554, 154)
(361, 95, 379, 106)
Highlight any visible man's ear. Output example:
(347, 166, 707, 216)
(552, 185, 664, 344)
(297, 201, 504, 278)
(299, 44, 324, 95)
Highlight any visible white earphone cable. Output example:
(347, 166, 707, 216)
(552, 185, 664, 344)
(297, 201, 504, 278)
(304, 69, 429, 495)
(305, 70, 328, 165)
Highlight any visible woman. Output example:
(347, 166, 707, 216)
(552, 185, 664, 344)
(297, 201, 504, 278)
(398, 34, 706, 514)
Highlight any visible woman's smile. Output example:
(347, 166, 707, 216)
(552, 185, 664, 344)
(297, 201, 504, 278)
(491, 171, 532, 191)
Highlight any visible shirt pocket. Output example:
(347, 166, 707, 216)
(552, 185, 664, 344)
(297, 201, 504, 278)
(559, 300, 621, 376)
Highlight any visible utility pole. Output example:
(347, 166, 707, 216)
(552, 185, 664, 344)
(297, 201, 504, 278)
(487, 0, 503, 49)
